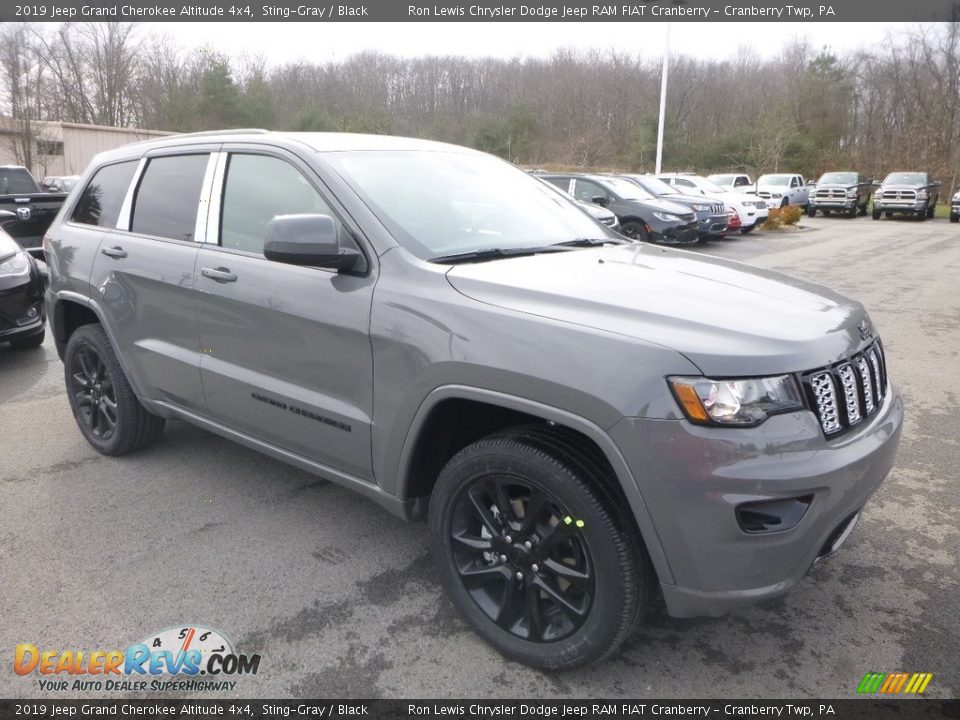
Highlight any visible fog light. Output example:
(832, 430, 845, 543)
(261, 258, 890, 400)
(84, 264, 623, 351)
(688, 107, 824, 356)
(15, 306, 39, 326)
(736, 495, 813, 534)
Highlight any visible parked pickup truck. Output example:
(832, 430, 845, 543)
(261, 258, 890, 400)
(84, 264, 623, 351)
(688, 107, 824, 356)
(871, 172, 941, 221)
(0, 165, 69, 248)
(806, 172, 875, 218)
(753, 173, 809, 209)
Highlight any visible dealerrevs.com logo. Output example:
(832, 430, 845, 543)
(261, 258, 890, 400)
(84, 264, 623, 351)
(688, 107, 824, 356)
(14, 625, 261, 693)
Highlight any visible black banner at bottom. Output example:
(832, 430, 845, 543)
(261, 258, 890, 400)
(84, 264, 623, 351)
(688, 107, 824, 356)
(0, 700, 958, 720)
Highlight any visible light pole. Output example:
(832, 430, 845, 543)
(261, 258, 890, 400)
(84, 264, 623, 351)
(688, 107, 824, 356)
(654, 22, 671, 174)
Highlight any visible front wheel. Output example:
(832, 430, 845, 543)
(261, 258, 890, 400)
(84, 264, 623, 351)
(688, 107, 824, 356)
(872, 208, 881, 220)
(64, 324, 165, 456)
(428, 429, 650, 670)
(950, 212, 959, 224)
(926, 205, 935, 219)
(806, 206, 816, 218)
(619, 220, 650, 243)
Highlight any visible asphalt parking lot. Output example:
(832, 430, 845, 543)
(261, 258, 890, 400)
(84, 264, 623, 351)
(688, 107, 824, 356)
(1, 215, 958, 700)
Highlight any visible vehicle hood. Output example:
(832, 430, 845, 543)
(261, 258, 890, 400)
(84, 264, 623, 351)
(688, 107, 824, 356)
(878, 184, 924, 192)
(621, 197, 694, 217)
(814, 183, 859, 191)
(446, 245, 868, 376)
(661, 192, 721, 208)
(578, 201, 615, 221)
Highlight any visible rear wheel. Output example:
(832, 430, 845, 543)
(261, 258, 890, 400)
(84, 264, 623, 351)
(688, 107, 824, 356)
(950, 212, 959, 223)
(64, 324, 165, 456)
(780, 198, 789, 208)
(428, 428, 650, 670)
(872, 207, 881, 220)
(806, 206, 816, 218)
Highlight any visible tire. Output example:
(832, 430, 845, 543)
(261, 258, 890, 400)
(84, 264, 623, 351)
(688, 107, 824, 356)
(8, 328, 45, 350)
(950, 213, 959, 224)
(806, 206, 816, 218)
(780, 198, 789, 208)
(926, 205, 935, 219)
(917, 210, 926, 221)
(428, 427, 650, 670)
(64, 323, 165, 456)
(619, 220, 650, 243)
(872, 208, 881, 220)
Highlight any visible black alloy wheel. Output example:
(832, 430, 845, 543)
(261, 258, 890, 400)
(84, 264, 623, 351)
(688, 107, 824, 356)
(619, 220, 650, 242)
(449, 475, 595, 643)
(69, 344, 118, 441)
(64, 323, 165, 456)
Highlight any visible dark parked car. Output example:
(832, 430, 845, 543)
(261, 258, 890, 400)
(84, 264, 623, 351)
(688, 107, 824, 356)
(871, 172, 941, 220)
(951, 189, 960, 223)
(0, 217, 46, 349)
(620, 174, 727, 240)
(534, 175, 620, 232)
(806, 172, 875, 218)
(0, 165, 69, 248)
(41, 175, 81, 193)
(539, 173, 698, 244)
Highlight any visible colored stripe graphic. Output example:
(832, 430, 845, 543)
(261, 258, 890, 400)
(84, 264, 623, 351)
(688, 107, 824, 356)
(857, 672, 932, 694)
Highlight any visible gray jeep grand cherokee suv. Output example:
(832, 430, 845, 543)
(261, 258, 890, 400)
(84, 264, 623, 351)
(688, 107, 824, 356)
(42, 131, 903, 670)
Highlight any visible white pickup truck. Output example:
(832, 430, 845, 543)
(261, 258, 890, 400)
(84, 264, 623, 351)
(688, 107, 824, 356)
(753, 173, 810, 208)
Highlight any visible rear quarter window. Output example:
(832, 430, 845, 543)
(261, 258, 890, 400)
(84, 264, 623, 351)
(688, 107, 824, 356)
(71, 161, 139, 228)
(131, 154, 209, 242)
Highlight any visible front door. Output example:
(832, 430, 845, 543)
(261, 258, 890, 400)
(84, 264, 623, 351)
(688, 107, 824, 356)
(194, 149, 376, 481)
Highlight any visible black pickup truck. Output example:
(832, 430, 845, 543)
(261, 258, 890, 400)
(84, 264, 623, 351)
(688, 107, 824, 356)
(0, 165, 69, 248)
(806, 172, 875, 218)
(871, 172, 941, 220)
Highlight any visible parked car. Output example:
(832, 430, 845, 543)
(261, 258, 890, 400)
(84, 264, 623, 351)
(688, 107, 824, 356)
(44, 131, 902, 670)
(657, 173, 769, 233)
(40, 175, 81, 193)
(0, 216, 46, 349)
(0, 165, 70, 248)
(620, 174, 727, 240)
(951, 189, 960, 223)
(806, 172, 874, 218)
(534, 175, 620, 232)
(871, 172, 940, 221)
(539, 173, 699, 244)
(707, 173, 753, 190)
(753, 173, 809, 208)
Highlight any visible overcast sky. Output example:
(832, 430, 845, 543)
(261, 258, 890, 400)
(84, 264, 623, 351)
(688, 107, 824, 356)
(152, 22, 906, 64)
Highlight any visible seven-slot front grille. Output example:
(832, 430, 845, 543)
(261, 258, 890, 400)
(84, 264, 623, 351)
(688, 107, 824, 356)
(815, 188, 847, 200)
(711, 203, 725, 215)
(881, 189, 916, 201)
(802, 341, 887, 437)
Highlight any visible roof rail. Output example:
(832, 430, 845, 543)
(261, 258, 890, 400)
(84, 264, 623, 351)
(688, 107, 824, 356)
(165, 128, 271, 138)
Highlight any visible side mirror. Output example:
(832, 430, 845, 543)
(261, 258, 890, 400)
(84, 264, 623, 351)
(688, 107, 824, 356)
(591, 195, 608, 207)
(263, 214, 361, 272)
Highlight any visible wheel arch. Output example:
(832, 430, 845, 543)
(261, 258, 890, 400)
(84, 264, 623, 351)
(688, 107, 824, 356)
(396, 385, 675, 584)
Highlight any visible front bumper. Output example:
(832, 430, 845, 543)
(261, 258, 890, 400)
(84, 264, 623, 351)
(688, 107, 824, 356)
(810, 198, 858, 210)
(609, 384, 903, 618)
(874, 200, 927, 213)
(653, 220, 700, 245)
(0, 266, 46, 342)
(698, 213, 728, 237)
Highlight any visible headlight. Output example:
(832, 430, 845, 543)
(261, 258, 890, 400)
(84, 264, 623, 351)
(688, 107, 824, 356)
(953, 191, 960, 201)
(692, 204, 710, 212)
(917, 191, 928, 200)
(0, 251, 29, 276)
(652, 212, 679, 222)
(668, 375, 804, 426)
(846, 189, 858, 198)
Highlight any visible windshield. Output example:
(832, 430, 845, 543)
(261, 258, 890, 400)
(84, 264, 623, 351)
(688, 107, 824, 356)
(758, 175, 791, 186)
(884, 172, 926, 185)
(818, 172, 857, 185)
(708, 174, 737, 186)
(0, 168, 40, 194)
(687, 176, 727, 194)
(628, 175, 677, 195)
(600, 177, 654, 201)
(325, 151, 612, 260)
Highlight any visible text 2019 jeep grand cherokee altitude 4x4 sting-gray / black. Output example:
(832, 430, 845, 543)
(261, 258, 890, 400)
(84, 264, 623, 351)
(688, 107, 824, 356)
(42, 131, 903, 670)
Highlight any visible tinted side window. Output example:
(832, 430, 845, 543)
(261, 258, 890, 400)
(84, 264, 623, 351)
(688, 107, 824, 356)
(573, 180, 606, 203)
(71, 161, 138, 228)
(131, 155, 209, 242)
(220, 154, 341, 254)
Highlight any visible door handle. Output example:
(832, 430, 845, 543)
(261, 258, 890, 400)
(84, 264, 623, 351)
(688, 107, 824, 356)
(201, 266, 237, 283)
(100, 246, 127, 259)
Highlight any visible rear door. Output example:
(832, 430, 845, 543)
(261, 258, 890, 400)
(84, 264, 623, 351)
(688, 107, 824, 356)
(88, 147, 216, 410)
(193, 146, 376, 481)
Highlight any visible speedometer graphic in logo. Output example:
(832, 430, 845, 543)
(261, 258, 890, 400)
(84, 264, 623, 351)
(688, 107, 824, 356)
(141, 626, 233, 667)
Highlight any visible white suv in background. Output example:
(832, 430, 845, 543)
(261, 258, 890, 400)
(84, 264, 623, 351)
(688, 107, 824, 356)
(658, 174, 769, 233)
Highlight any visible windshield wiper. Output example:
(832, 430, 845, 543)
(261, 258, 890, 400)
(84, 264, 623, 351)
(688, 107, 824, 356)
(551, 238, 623, 247)
(429, 246, 569, 265)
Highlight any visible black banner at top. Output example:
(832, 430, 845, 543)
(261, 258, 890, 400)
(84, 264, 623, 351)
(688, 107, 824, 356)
(3, 0, 960, 22)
